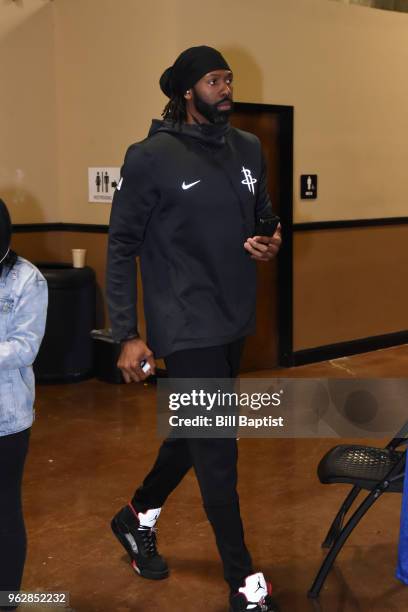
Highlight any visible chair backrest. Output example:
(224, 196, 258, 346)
(387, 419, 408, 450)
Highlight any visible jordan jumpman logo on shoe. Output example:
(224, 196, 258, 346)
(229, 572, 280, 611)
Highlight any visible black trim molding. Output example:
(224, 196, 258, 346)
(288, 330, 408, 367)
(294, 217, 408, 231)
(14, 217, 408, 234)
(13, 223, 109, 233)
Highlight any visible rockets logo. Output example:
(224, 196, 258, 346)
(241, 166, 257, 194)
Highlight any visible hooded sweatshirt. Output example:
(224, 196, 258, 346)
(107, 120, 273, 358)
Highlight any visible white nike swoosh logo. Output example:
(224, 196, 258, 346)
(182, 180, 201, 190)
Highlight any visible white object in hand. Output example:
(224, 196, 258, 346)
(141, 360, 151, 374)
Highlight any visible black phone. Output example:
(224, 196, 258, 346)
(254, 215, 280, 237)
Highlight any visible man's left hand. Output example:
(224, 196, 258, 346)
(244, 225, 282, 261)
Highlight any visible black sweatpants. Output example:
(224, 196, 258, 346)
(0, 428, 30, 604)
(132, 338, 253, 592)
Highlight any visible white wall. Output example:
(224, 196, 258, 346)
(0, 0, 58, 223)
(1, 0, 408, 224)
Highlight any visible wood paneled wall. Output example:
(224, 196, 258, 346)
(293, 225, 408, 350)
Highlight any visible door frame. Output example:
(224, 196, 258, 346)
(234, 102, 294, 367)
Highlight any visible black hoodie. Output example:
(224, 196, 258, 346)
(107, 120, 273, 358)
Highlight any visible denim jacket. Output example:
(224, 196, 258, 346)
(0, 257, 48, 436)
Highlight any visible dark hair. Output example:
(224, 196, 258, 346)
(0, 249, 18, 275)
(161, 94, 187, 124)
(0, 198, 17, 274)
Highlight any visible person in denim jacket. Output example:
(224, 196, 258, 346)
(0, 199, 48, 608)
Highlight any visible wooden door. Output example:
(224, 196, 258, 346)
(231, 107, 281, 371)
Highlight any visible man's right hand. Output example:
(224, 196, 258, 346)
(117, 338, 156, 383)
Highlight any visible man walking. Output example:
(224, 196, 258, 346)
(107, 46, 281, 612)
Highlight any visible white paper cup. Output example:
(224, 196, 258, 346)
(72, 249, 87, 268)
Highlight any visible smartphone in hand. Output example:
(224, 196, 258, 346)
(254, 215, 280, 237)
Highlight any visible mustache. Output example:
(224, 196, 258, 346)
(216, 96, 233, 107)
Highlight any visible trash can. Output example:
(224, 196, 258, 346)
(34, 263, 96, 383)
(91, 329, 124, 384)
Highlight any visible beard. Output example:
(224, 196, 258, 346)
(192, 88, 233, 124)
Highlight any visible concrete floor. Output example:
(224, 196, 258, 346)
(21, 345, 408, 611)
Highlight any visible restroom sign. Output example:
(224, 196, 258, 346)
(88, 167, 120, 203)
(300, 175, 318, 199)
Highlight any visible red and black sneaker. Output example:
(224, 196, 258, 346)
(230, 573, 279, 611)
(111, 503, 169, 580)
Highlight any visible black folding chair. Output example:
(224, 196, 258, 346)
(308, 426, 408, 599)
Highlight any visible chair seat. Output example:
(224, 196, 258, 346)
(318, 445, 405, 492)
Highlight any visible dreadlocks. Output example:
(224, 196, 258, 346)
(161, 94, 187, 125)
(159, 47, 230, 125)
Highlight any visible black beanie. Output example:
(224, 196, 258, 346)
(160, 45, 230, 98)
(0, 199, 11, 262)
